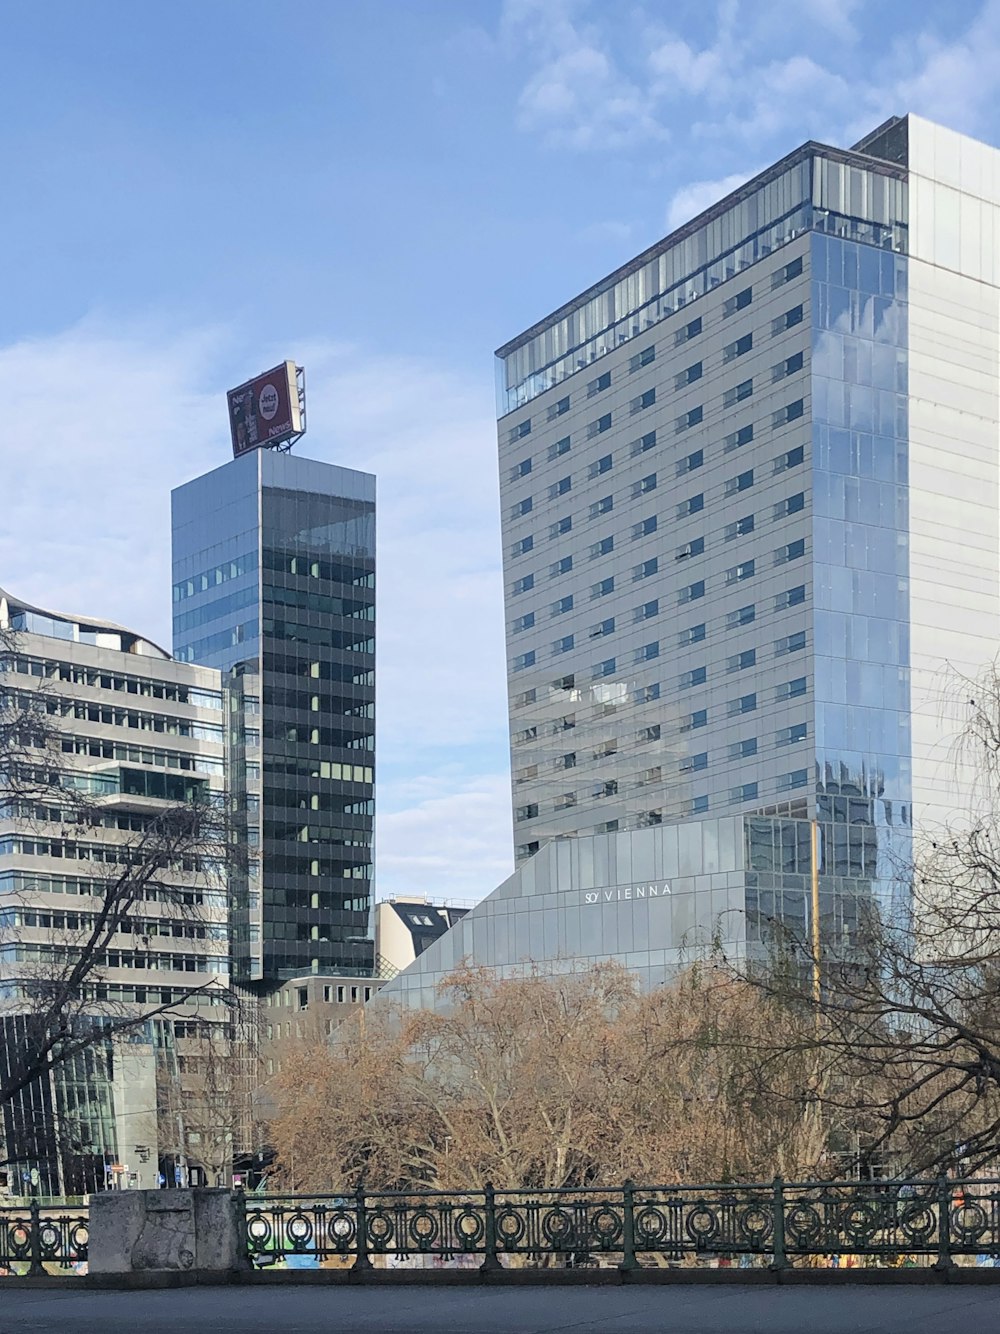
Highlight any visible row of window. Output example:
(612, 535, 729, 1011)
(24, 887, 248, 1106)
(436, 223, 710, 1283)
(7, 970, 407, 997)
(2, 657, 225, 709)
(515, 720, 808, 781)
(0, 870, 227, 909)
(516, 766, 809, 822)
(505, 270, 805, 445)
(509, 441, 805, 529)
(510, 384, 804, 484)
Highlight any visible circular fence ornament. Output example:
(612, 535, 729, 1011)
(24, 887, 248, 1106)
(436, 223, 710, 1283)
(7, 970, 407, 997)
(685, 1202, 720, 1245)
(454, 1208, 485, 1247)
(898, 1203, 936, 1246)
(496, 1208, 525, 1247)
(590, 1205, 623, 1247)
(287, 1213, 313, 1248)
(840, 1202, 879, 1246)
(408, 1210, 439, 1248)
(541, 1207, 575, 1247)
(737, 1204, 773, 1247)
(635, 1205, 668, 1245)
(366, 1209, 395, 1250)
(952, 1201, 988, 1245)
(785, 1203, 823, 1247)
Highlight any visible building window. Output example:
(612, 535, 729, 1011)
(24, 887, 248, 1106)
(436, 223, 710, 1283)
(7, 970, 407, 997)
(724, 424, 754, 453)
(593, 780, 619, 799)
(683, 708, 708, 731)
(772, 350, 804, 382)
(723, 333, 753, 362)
(676, 450, 703, 476)
(729, 737, 757, 759)
(635, 641, 659, 663)
(512, 574, 534, 595)
(633, 516, 657, 539)
(631, 430, 658, 459)
(723, 379, 753, 408)
(676, 405, 704, 432)
(591, 577, 615, 598)
(679, 665, 707, 688)
(773, 445, 805, 474)
(727, 648, 756, 672)
(632, 473, 657, 497)
(679, 621, 705, 645)
(676, 362, 702, 389)
(549, 516, 572, 538)
(547, 436, 571, 460)
(772, 304, 804, 334)
(637, 723, 661, 743)
(724, 514, 754, 541)
(513, 651, 535, 672)
(676, 316, 702, 345)
(551, 595, 574, 616)
(553, 634, 574, 655)
(589, 495, 613, 518)
(635, 599, 659, 623)
(726, 604, 755, 629)
(634, 557, 658, 580)
(587, 414, 612, 439)
(774, 584, 806, 610)
(776, 722, 808, 746)
(728, 692, 757, 716)
(725, 470, 753, 496)
(630, 388, 656, 414)
(551, 556, 573, 577)
(774, 492, 805, 520)
(512, 612, 535, 633)
(511, 458, 531, 480)
(776, 769, 809, 792)
(589, 536, 614, 559)
(691, 795, 709, 814)
(513, 535, 534, 557)
(337, 986, 345, 1003)
(630, 345, 655, 371)
(513, 688, 536, 707)
(553, 673, 575, 691)
(774, 538, 806, 565)
(776, 676, 808, 701)
(772, 254, 803, 287)
(549, 476, 571, 498)
(681, 751, 708, 773)
(677, 492, 704, 518)
(517, 840, 540, 859)
(590, 617, 615, 639)
(723, 287, 752, 316)
(592, 657, 616, 679)
(679, 580, 705, 604)
(731, 782, 759, 803)
(588, 453, 613, 478)
(511, 496, 533, 518)
(676, 537, 704, 560)
(725, 559, 755, 585)
(775, 629, 806, 655)
(587, 371, 611, 397)
(516, 803, 539, 821)
(508, 419, 532, 443)
(555, 793, 577, 810)
(547, 395, 570, 421)
(773, 399, 805, 428)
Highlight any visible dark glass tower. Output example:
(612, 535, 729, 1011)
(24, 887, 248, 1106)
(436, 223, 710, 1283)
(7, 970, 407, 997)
(171, 451, 376, 984)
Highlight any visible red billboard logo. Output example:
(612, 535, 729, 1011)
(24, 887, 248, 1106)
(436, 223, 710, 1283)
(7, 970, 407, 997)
(227, 362, 303, 457)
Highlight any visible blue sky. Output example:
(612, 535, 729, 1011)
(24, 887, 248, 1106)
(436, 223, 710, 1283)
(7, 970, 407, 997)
(2, 0, 997, 901)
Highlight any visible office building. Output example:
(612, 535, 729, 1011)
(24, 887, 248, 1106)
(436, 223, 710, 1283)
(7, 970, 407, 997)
(376, 113, 1000, 1008)
(0, 586, 230, 1194)
(171, 449, 376, 987)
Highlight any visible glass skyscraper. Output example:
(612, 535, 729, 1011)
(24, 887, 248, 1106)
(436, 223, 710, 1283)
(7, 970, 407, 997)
(171, 450, 376, 985)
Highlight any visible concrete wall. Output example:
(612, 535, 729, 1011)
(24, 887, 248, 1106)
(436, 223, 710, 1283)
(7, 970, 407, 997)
(89, 1188, 248, 1275)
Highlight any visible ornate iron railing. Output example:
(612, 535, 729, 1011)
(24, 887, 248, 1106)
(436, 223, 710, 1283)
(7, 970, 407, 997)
(242, 1177, 1000, 1270)
(0, 1200, 90, 1274)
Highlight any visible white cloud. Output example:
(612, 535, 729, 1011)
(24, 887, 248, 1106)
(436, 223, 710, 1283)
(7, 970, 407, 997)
(0, 318, 512, 899)
(376, 773, 513, 903)
(665, 169, 759, 232)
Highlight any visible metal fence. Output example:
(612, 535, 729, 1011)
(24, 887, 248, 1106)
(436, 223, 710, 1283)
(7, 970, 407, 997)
(243, 1177, 1000, 1271)
(0, 1200, 89, 1274)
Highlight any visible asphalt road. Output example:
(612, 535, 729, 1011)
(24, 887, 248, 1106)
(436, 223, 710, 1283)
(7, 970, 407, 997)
(3, 1284, 1000, 1333)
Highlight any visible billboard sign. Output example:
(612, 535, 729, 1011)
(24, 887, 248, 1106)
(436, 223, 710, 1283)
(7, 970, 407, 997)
(227, 361, 303, 457)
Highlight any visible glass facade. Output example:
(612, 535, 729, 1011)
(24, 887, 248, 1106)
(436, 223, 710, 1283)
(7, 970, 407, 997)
(171, 451, 376, 984)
